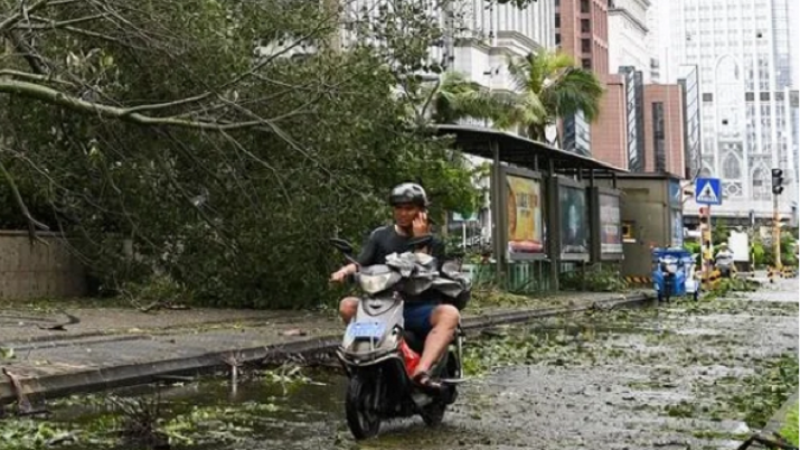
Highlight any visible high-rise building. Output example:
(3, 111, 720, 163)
(643, 84, 686, 176)
(590, 74, 628, 165)
(556, 0, 610, 74)
(607, 0, 651, 81)
(667, 0, 798, 219)
(591, 67, 645, 170)
(451, 0, 557, 90)
(556, 0, 610, 155)
(677, 64, 701, 179)
(645, 0, 669, 83)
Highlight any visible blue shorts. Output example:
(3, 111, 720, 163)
(404, 302, 437, 336)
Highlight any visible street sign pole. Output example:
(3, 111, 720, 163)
(695, 177, 722, 290)
(773, 194, 782, 271)
(771, 168, 785, 273)
(702, 207, 714, 290)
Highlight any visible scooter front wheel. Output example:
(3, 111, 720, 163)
(421, 401, 446, 427)
(345, 374, 381, 440)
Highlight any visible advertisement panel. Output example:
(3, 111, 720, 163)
(559, 184, 589, 254)
(669, 179, 682, 206)
(598, 193, 623, 254)
(506, 174, 544, 254)
(671, 209, 684, 247)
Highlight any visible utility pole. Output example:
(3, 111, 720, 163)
(699, 206, 713, 290)
(771, 168, 784, 271)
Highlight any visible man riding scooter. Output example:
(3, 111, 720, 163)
(715, 243, 735, 278)
(330, 183, 461, 392)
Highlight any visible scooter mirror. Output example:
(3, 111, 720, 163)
(329, 238, 354, 255)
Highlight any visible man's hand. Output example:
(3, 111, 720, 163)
(330, 269, 349, 283)
(331, 263, 357, 283)
(412, 211, 429, 237)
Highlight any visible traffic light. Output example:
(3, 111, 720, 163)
(772, 168, 784, 195)
(699, 207, 709, 225)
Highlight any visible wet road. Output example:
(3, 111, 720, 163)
(7, 278, 798, 450)
(218, 278, 798, 450)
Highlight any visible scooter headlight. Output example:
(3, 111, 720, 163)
(358, 272, 399, 295)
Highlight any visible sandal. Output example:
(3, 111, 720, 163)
(412, 370, 444, 394)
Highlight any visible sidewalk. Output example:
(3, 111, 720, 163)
(0, 290, 651, 404)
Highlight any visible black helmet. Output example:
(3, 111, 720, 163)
(389, 183, 429, 208)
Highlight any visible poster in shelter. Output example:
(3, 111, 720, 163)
(559, 185, 589, 254)
(506, 174, 544, 254)
(599, 193, 623, 254)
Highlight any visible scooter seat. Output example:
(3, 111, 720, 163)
(403, 330, 426, 353)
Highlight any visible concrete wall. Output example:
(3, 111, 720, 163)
(0, 231, 86, 300)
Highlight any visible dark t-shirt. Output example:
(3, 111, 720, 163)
(356, 225, 446, 303)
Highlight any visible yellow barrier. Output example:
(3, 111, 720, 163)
(624, 276, 653, 285)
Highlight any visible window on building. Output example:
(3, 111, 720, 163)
(555, 33, 561, 45)
(580, 0, 590, 13)
(752, 168, 770, 200)
(702, 93, 713, 102)
(581, 39, 591, 53)
(722, 153, 741, 179)
(581, 19, 591, 33)
(582, 58, 591, 69)
(652, 102, 666, 173)
(555, 14, 561, 28)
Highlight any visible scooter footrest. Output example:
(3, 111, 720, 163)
(439, 377, 468, 385)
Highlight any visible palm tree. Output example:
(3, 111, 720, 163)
(497, 50, 605, 143)
(422, 71, 513, 125)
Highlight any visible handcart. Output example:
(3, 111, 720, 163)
(652, 247, 699, 302)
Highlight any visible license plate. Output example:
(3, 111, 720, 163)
(347, 322, 385, 339)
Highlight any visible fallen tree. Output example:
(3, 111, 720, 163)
(0, 0, 482, 308)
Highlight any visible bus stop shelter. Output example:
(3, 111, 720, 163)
(432, 124, 627, 292)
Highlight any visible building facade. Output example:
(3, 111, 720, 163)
(607, 0, 651, 81)
(667, 0, 798, 219)
(643, 84, 686, 176)
(590, 74, 628, 166)
(555, 0, 610, 73)
(677, 64, 701, 178)
(556, 0, 610, 155)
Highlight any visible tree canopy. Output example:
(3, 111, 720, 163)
(0, 0, 482, 307)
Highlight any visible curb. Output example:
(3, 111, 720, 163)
(0, 316, 286, 348)
(736, 389, 799, 449)
(763, 389, 799, 436)
(0, 292, 652, 405)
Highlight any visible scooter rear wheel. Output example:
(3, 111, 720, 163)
(345, 374, 381, 440)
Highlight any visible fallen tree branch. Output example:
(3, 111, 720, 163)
(0, 79, 267, 131)
(119, 92, 214, 117)
(0, 0, 50, 34)
(0, 154, 51, 244)
(0, 68, 75, 87)
(2, 368, 34, 415)
(28, 12, 109, 28)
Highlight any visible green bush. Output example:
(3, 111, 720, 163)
(780, 403, 799, 447)
(684, 241, 702, 266)
(752, 241, 766, 267)
(559, 264, 629, 292)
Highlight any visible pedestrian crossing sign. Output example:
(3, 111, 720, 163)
(695, 178, 722, 205)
